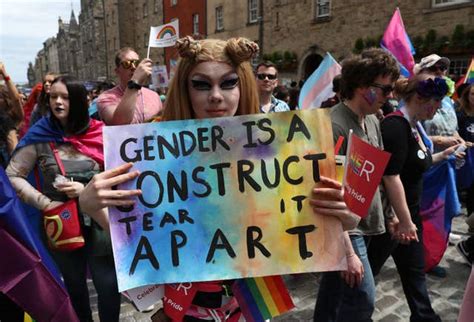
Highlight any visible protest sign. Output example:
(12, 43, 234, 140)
(104, 109, 346, 292)
(343, 132, 391, 218)
(151, 65, 169, 89)
(123, 284, 164, 312)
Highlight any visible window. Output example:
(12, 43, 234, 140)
(216, 6, 224, 31)
(449, 58, 469, 77)
(193, 14, 199, 34)
(144, 32, 148, 48)
(432, 0, 471, 7)
(171, 0, 177, 6)
(248, 0, 258, 23)
(314, 0, 330, 18)
(251, 40, 259, 66)
(143, 2, 148, 17)
(112, 9, 115, 24)
(154, 0, 159, 13)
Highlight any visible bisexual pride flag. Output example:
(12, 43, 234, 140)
(381, 8, 415, 77)
(232, 275, 294, 322)
(298, 52, 341, 109)
(420, 158, 461, 271)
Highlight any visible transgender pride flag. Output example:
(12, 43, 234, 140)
(298, 53, 341, 109)
(381, 8, 415, 77)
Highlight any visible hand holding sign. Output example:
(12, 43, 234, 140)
(79, 163, 142, 228)
(309, 176, 360, 231)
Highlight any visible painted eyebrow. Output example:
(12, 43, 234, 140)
(190, 71, 238, 80)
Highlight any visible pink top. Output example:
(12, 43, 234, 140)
(97, 85, 163, 125)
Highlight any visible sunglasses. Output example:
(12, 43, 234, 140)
(370, 83, 394, 96)
(120, 59, 139, 69)
(257, 73, 277, 80)
(427, 65, 447, 73)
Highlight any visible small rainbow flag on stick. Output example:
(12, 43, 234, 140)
(232, 275, 295, 322)
(464, 57, 474, 84)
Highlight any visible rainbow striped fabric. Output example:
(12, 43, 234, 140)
(232, 275, 295, 321)
(464, 58, 473, 84)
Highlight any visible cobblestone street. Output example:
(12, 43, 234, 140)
(90, 215, 471, 321)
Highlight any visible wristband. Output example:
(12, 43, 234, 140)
(4, 75, 10, 82)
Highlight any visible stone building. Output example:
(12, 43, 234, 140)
(43, 37, 60, 75)
(79, 0, 108, 81)
(33, 49, 47, 84)
(130, 0, 165, 66)
(163, 0, 206, 69)
(206, 0, 261, 45)
(101, 0, 164, 81)
(56, 11, 82, 77)
(27, 63, 36, 87)
(262, 0, 474, 81)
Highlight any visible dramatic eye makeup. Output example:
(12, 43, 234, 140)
(190, 80, 211, 90)
(220, 76, 239, 89)
(190, 74, 239, 91)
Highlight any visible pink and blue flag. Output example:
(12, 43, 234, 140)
(298, 52, 341, 109)
(381, 8, 415, 77)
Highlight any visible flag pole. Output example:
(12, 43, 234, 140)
(342, 129, 353, 188)
(147, 45, 151, 59)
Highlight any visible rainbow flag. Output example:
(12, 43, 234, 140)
(298, 52, 341, 109)
(464, 57, 474, 84)
(232, 276, 295, 321)
(381, 8, 415, 77)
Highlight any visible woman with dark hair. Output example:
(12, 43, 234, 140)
(6, 76, 121, 322)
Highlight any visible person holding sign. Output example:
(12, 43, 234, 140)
(79, 36, 360, 321)
(370, 75, 463, 322)
(314, 48, 400, 322)
(97, 47, 163, 125)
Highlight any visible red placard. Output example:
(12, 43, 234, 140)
(343, 133, 391, 218)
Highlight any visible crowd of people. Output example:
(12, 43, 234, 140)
(0, 35, 473, 322)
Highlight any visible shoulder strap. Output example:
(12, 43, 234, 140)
(48, 142, 66, 176)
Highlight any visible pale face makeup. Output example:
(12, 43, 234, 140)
(49, 81, 70, 127)
(187, 61, 240, 119)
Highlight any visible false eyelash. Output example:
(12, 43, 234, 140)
(220, 77, 239, 89)
(190, 80, 211, 90)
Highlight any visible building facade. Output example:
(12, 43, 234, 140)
(56, 12, 82, 77)
(163, 0, 207, 68)
(262, 0, 474, 82)
(31, 0, 473, 84)
(79, 0, 108, 80)
(43, 37, 60, 75)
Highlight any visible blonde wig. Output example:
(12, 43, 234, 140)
(162, 36, 260, 121)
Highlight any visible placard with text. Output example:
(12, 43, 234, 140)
(104, 109, 346, 291)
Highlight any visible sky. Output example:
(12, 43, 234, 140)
(0, 0, 81, 84)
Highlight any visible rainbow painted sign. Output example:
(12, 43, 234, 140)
(149, 20, 179, 48)
(104, 110, 347, 292)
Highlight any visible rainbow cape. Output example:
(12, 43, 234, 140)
(232, 275, 295, 322)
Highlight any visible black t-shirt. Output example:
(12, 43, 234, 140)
(382, 116, 432, 218)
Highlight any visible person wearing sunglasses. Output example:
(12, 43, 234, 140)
(314, 48, 400, 322)
(97, 47, 163, 125)
(255, 61, 290, 113)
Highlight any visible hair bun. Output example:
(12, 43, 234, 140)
(225, 38, 259, 65)
(176, 36, 201, 59)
